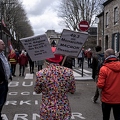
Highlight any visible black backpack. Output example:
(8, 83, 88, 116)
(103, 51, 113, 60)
(97, 53, 104, 72)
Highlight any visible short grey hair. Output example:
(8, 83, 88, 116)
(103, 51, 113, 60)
(105, 48, 115, 57)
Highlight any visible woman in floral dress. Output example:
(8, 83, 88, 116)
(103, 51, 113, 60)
(34, 47, 76, 120)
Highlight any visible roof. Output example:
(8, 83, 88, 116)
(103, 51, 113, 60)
(103, 0, 113, 6)
(96, 12, 104, 17)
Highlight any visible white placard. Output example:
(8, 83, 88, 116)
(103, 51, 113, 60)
(20, 34, 54, 61)
(55, 29, 88, 57)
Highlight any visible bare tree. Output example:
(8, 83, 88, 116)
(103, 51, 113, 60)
(12, 2, 34, 37)
(1, 0, 34, 39)
(59, 0, 107, 31)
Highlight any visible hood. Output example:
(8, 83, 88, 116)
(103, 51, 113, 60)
(97, 53, 104, 57)
(21, 54, 26, 57)
(93, 51, 103, 58)
(104, 58, 120, 72)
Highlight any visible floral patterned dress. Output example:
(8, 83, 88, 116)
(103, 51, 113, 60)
(34, 63, 76, 120)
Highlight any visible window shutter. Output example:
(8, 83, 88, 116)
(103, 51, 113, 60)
(112, 34, 114, 49)
(117, 32, 119, 52)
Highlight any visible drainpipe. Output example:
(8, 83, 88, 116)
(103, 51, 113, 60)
(103, 11, 104, 51)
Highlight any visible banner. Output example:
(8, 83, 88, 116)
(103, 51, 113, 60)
(2, 19, 6, 27)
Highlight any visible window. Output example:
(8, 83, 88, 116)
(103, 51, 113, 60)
(105, 12, 108, 27)
(114, 34, 117, 53)
(114, 7, 118, 24)
(112, 33, 119, 52)
(105, 35, 108, 50)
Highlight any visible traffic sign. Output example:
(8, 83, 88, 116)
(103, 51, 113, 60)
(78, 20, 89, 32)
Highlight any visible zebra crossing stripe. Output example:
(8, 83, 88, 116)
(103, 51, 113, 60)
(24, 70, 93, 80)
(73, 71, 82, 77)
(79, 69, 92, 74)
(73, 69, 89, 76)
(24, 72, 83, 80)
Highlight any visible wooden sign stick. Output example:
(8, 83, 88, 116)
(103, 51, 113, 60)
(61, 56, 67, 66)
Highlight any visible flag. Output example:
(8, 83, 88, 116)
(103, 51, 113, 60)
(8, 40, 15, 53)
(2, 19, 6, 27)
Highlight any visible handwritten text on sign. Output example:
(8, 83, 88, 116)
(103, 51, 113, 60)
(55, 29, 88, 57)
(20, 34, 54, 61)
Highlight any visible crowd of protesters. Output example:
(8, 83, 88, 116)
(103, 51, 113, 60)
(7, 49, 45, 77)
(6, 46, 94, 78)
(2, 40, 120, 120)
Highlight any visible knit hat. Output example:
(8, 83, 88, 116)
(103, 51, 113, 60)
(46, 47, 63, 63)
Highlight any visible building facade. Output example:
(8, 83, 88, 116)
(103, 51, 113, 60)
(85, 27, 97, 50)
(97, 0, 120, 53)
(45, 30, 61, 46)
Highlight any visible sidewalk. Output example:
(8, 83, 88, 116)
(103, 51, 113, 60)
(73, 71, 93, 81)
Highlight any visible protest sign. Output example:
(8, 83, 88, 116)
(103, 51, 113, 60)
(55, 29, 88, 57)
(20, 34, 54, 61)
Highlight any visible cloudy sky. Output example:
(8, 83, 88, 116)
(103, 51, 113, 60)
(21, 0, 65, 36)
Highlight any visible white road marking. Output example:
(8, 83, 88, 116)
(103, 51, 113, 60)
(73, 71, 81, 77)
(24, 73, 33, 79)
(76, 68, 92, 74)
(24, 68, 92, 80)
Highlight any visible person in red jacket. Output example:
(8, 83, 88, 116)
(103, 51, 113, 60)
(97, 48, 120, 120)
(86, 48, 92, 68)
(8, 50, 18, 77)
(18, 50, 28, 76)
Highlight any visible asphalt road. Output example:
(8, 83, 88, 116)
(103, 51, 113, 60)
(2, 62, 114, 120)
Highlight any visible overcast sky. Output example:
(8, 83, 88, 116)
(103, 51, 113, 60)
(21, 0, 65, 36)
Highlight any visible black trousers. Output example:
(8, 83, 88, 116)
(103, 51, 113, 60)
(78, 58, 84, 67)
(87, 58, 91, 67)
(0, 81, 8, 120)
(102, 102, 120, 120)
(29, 61, 34, 73)
(11, 64, 16, 75)
(19, 65, 25, 75)
(93, 87, 99, 101)
(38, 65, 42, 71)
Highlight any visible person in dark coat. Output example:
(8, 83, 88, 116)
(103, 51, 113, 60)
(27, 53, 34, 74)
(63, 56, 73, 69)
(91, 45, 104, 103)
(37, 60, 44, 71)
(0, 39, 12, 120)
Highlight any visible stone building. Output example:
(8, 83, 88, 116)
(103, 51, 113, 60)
(84, 27, 97, 50)
(97, 0, 120, 53)
(45, 30, 61, 46)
